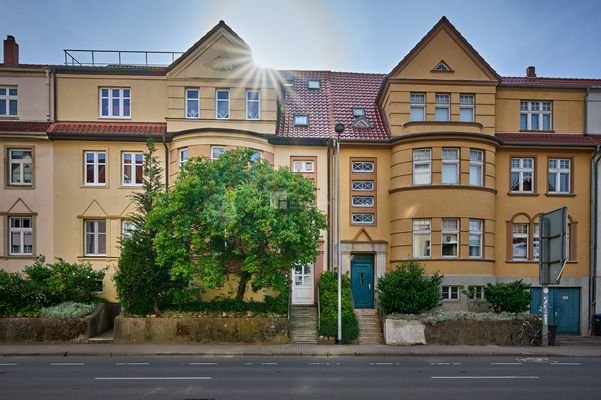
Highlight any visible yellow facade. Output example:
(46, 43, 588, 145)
(1, 18, 599, 334)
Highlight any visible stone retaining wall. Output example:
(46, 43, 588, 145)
(385, 318, 524, 345)
(114, 316, 288, 343)
(0, 303, 115, 343)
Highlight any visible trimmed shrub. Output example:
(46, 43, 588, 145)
(377, 261, 443, 314)
(0, 270, 44, 316)
(484, 280, 531, 313)
(318, 272, 359, 344)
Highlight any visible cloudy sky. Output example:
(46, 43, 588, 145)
(1, 0, 599, 77)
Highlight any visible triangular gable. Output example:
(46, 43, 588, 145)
(118, 201, 137, 218)
(388, 16, 500, 81)
(353, 228, 373, 242)
(167, 20, 254, 79)
(432, 60, 453, 72)
(79, 200, 108, 218)
(6, 198, 34, 214)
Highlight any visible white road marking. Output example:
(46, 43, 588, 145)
(432, 376, 539, 380)
(189, 362, 218, 366)
(261, 362, 278, 366)
(550, 362, 581, 366)
(95, 377, 212, 380)
(491, 362, 523, 365)
(244, 362, 253, 365)
(430, 362, 451, 365)
(50, 363, 85, 366)
(115, 362, 150, 366)
(0, 363, 17, 366)
(375, 362, 394, 366)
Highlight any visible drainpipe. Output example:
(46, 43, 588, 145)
(327, 138, 332, 272)
(589, 144, 601, 334)
(45, 69, 52, 121)
(162, 134, 169, 190)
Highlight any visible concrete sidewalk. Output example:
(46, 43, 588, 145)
(1, 343, 601, 357)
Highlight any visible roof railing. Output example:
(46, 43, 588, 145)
(63, 49, 184, 67)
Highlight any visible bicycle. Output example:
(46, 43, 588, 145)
(511, 319, 542, 346)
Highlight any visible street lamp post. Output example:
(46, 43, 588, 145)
(334, 123, 345, 345)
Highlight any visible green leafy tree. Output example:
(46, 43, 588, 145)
(377, 261, 443, 314)
(114, 140, 185, 315)
(149, 148, 327, 300)
(484, 280, 531, 313)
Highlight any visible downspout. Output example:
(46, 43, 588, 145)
(584, 88, 590, 135)
(162, 134, 169, 191)
(589, 144, 601, 335)
(52, 67, 57, 122)
(45, 69, 52, 121)
(327, 138, 332, 272)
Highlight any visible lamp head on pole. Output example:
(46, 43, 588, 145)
(335, 123, 345, 138)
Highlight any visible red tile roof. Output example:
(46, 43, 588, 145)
(277, 71, 389, 140)
(496, 132, 601, 147)
(0, 121, 51, 132)
(500, 76, 601, 88)
(48, 121, 166, 137)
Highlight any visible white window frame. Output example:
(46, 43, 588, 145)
(250, 151, 262, 162)
(185, 88, 200, 118)
(410, 92, 426, 122)
(0, 86, 18, 116)
(413, 219, 431, 258)
(179, 148, 189, 168)
(441, 218, 459, 258)
(533, 222, 540, 261)
(352, 213, 375, 225)
(469, 149, 484, 186)
(215, 89, 230, 119)
(293, 160, 314, 173)
(441, 148, 459, 185)
(413, 149, 432, 185)
(548, 158, 571, 193)
(8, 148, 33, 186)
(351, 161, 375, 173)
(352, 107, 365, 118)
(294, 114, 309, 126)
(520, 101, 552, 131)
(9, 216, 33, 256)
(246, 90, 260, 120)
(121, 152, 144, 186)
(84, 151, 107, 186)
(512, 223, 529, 260)
(511, 157, 534, 193)
(307, 80, 320, 89)
(468, 219, 483, 258)
(211, 146, 226, 160)
(121, 220, 136, 239)
(459, 94, 475, 122)
(99, 87, 131, 118)
(442, 285, 459, 301)
(84, 220, 107, 257)
(352, 180, 374, 191)
(435, 93, 450, 122)
(352, 196, 375, 208)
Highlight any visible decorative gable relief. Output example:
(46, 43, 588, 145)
(432, 60, 453, 72)
(352, 116, 372, 128)
(204, 54, 247, 72)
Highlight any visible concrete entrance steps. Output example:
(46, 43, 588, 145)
(289, 305, 318, 344)
(355, 308, 384, 344)
(88, 329, 114, 344)
(557, 335, 601, 346)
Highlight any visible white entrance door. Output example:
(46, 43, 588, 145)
(292, 264, 314, 305)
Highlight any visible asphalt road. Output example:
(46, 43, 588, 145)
(1, 355, 600, 400)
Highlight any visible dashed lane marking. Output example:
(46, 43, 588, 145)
(491, 363, 523, 365)
(550, 362, 582, 366)
(189, 363, 218, 366)
(115, 363, 150, 366)
(432, 376, 539, 380)
(95, 376, 212, 380)
(50, 363, 85, 366)
(0, 363, 17, 366)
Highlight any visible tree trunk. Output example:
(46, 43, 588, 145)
(236, 272, 251, 301)
(153, 302, 161, 316)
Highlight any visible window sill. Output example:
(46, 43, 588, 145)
(519, 130, 555, 133)
(5, 184, 34, 190)
(1, 255, 36, 260)
(390, 185, 497, 194)
(545, 192, 575, 197)
(0, 116, 19, 120)
(98, 116, 131, 120)
(507, 192, 539, 197)
(506, 260, 578, 264)
(403, 120, 484, 129)
(81, 184, 108, 189)
(120, 185, 144, 189)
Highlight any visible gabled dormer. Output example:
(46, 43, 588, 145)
(378, 17, 500, 136)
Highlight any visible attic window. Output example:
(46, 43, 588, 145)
(432, 60, 453, 72)
(307, 80, 320, 89)
(294, 114, 309, 126)
(352, 107, 365, 118)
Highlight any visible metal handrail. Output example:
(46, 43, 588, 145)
(317, 284, 321, 330)
(64, 49, 184, 67)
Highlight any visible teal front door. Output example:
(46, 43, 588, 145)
(531, 287, 580, 334)
(351, 257, 374, 309)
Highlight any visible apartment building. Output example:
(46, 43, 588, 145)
(1, 18, 600, 334)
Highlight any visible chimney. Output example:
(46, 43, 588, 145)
(3, 35, 19, 67)
(526, 66, 536, 78)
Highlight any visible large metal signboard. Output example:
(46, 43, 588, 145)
(539, 207, 568, 285)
